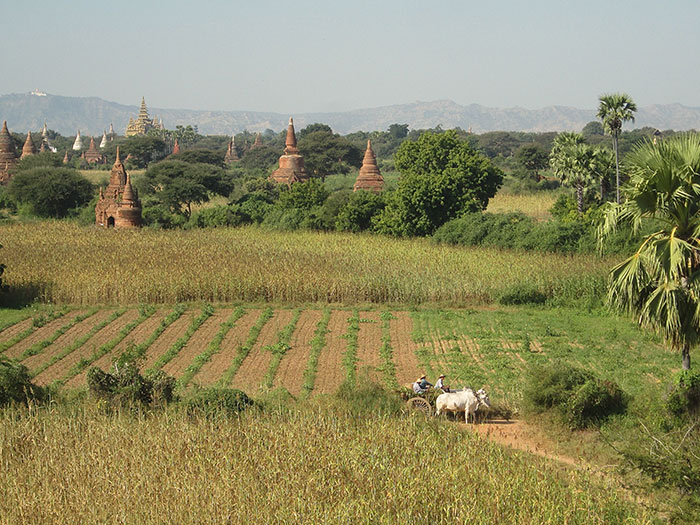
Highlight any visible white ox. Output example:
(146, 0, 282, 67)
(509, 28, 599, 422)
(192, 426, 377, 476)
(435, 388, 490, 423)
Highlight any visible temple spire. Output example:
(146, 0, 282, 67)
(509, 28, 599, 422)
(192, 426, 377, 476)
(21, 131, 36, 159)
(284, 117, 298, 154)
(0, 121, 18, 181)
(72, 130, 82, 151)
(100, 131, 107, 149)
(172, 139, 180, 155)
(353, 139, 384, 193)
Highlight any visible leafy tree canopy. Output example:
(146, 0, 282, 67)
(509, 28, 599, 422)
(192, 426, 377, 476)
(8, 167, 94, 218)
(276, 178, 329, 210)
(298, 128, 362, 179)
(515, 143, 549, 180)
(170, 149, 224, 166)
(376, 130, 503, 236)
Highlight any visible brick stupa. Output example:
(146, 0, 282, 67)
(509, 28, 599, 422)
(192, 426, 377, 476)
(0, 121, 18, 183)
(172, 139, 180, 155)
(21, 131, 36, 159)
(224, 136, 239, 164)
(83, 137, 105, 164)
(269, 117, 308, 186)
(95, 147, 142, 228)
(353, 140, 384, 192)
(252, 132, 263, 149)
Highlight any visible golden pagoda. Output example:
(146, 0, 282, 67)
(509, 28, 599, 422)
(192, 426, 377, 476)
(125, 97, 154, 136)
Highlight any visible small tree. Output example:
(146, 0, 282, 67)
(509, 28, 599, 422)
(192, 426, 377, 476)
(549, 133, 595, 214)
(8, 167, 94, 218)
(515, 143, 549, 181)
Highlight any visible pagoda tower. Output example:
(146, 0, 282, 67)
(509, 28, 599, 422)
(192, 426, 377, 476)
(172, 139, 180, 155)
(252, 132, 263, 149)
(0, 121, 18, 183)
(83, 137, 105, 164)
(62, 150, 69, 164)
(21, 131, 36, 159)
(269, 117, 308, 186)
(125, 97, 153, 136)
(353, 140, 384, 193)
(95, 147, 142, 228)
(99, 131, 107, 149)
(72, 131, 82, 151)
(224, 136, 239, 164)
(108, 123, 115, 137)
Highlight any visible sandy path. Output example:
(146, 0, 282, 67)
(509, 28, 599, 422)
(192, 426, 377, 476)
(355, 311, 383, 382)
(274, 310, 323, 396)
(4, 311, 87, 359)
(140, 310, 197, 371)
(22, 310, 115, 372)
(34, 310, 140, 386)
(162, 309, 233, 378)
(194, 309, 262, 386)
(390, 312, 423, 387)
(314, 311, 351, 394)
(232, 310, 294, 394)
(65, 310, 171, 389)
(0, 318, 34, 344)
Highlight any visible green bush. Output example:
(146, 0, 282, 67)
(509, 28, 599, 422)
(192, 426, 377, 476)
(667, 370, 700, 418)
(524, 363, 626, 429)
(335, 379, 403, 417)
(182, 387, 254, 418)
(0, 356, 45, 406)
(498, 283, 547, 305)
(87, 361, 175, 407)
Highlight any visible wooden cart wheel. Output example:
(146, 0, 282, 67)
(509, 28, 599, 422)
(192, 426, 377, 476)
(406, 397, 432, 416)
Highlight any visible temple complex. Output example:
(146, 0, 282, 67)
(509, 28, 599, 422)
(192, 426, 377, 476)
(269, 117, 308, 185)
(125, 97, 154, 136)
(95, 147, 142, 228)
(72, 131, 82, 151)
(0, 121, 18, 182)
(21, 132, 36, 159)
(172, 139, 180, 155)
(224, 136, 239, 164)
(353, 140, 384, 192)
(82, 137, 106, 164)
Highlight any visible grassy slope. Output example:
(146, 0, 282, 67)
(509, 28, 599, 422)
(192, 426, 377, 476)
(0, 404, 650, 524)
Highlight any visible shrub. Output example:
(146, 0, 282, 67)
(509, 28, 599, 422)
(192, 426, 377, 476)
(524, 363, 626, 429)
(335, 191, 386, 232)
(8, 167, 94, 218)
(86, 361, 175, 408)
(667, 370, 700, 418)
(182, 387, 254, 418)
(0, 356, 45, 406)
(498, 283, 547, 305)
(334, 378, 403, 416)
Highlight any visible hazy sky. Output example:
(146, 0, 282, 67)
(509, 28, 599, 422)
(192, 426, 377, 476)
(3, 0, 698, 113)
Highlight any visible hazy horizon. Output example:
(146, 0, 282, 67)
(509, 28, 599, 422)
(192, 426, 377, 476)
(3, 0, 699, 114)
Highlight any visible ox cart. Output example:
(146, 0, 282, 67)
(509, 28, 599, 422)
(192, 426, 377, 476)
(399, 385, 492, 422)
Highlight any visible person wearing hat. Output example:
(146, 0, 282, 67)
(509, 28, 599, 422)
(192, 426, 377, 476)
(435, 374, 446, 391)
(418, 374, 432, 391)
(412, 374, 430, 394)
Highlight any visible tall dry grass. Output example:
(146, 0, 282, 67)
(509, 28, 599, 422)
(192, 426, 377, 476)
(487, 192, 559, 221)
(0, 222, 612, 305)
(0, 403, 649, 524)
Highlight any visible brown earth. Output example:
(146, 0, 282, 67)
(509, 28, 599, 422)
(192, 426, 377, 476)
(313, 310, 351, 394)
(22, 309, 115, 373)
(274, 310, 323, 396)
(232, 310, 294, 394)
(0, 318, 33, 345)
(390, 312, 423, 387)
(4, 310, 87, 360)
(34, 310, 140, 386)
(140, 310, 197, 371)
(65, 310, 170, 389)
(162, 309, 233, 378)
(194, 309, 262, 386)
(355, 311, 383, 382)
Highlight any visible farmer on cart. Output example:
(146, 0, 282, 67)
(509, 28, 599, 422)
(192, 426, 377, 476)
(412, 374, 432, 394)
(435, 374, 449, 392)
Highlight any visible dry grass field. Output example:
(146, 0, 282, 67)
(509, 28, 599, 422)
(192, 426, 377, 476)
(486, 191, 559, 221)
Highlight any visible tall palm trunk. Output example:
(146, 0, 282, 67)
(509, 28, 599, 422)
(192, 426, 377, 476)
(576, 184, 584, 214)
(613, 132, 620, 204)
(682, 343, 691, 370)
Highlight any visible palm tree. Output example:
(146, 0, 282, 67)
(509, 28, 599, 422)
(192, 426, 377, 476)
(599, 133, 700, 369)
(549, 133, 595, 213)
(597, 93, 637, 204)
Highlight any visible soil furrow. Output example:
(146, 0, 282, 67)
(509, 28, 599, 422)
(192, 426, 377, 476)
(34, 310, 140, 386)
(390, 312, 423, 387)
(162, 309, 233, 378)
(4, 311, 87, 360)
(194, 310, 262, 386)
(355, 311, 383, 383)
(65, 310, 170, 389)
(232, 310, 294, 394)
(0, 318, 34, 344)
(140, 310, 197, 371)
(275, 310, 322, 396)
(314, 311, 351, 394)
(22, 310, 115, 372)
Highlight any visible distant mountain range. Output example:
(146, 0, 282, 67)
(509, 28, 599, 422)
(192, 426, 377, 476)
(1, 92, 700, 136)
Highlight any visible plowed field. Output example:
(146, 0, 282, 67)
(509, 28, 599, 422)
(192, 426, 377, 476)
(0, 306, 674, 402)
